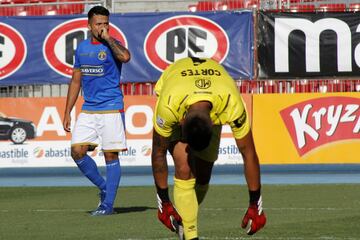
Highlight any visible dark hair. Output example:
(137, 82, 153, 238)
(182, 114, 212, 151)
(88, 6, 109, 20)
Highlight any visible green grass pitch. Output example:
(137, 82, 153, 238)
(0, 184, 359, 240)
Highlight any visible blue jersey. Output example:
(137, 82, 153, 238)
(74, 39, 124, 111)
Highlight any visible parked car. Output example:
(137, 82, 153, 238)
(0, 112, 36, 144)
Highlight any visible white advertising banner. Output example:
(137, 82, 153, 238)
(0, 138, 242, 168)
(0, 96, 249, 167)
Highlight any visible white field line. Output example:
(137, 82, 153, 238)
(202, 207, 355, 211)
(0, 209, 87, 212)
(0, 207, 355, 213)
(116, 237, 359, 240)
(31, 209, 88, 212)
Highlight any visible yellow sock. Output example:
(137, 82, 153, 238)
(174, 177, 198, 240)
(195, 183, 209, 205)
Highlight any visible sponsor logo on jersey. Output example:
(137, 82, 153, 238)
(156, 115, 165, 128)
(0, 23, 27, 80)
(43, 18, 127, 77)
(280, 96, 360, 156)
(80, 65, 104, 76)
(144, 15, 229, 72)
(232, 111, 247, 129)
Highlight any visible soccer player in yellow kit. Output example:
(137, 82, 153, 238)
(151, 57, 266, 239)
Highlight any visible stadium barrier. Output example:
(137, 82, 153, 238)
(110, 0, 258, 13)
(0, 93, 358, 167)
(1, 79, 359, 98)
(260, 0, 360, 11)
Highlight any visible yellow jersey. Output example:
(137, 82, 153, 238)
(153, 57, 250, 139)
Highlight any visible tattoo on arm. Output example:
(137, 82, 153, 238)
(106, 37, 130, 63)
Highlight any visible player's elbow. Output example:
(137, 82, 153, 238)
(122, 51, 131, 63)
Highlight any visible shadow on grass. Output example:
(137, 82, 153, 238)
(114, 206, 156, 214)
(86, 206, 156, 215)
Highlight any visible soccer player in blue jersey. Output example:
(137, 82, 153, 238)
(63, 6, 130, 216)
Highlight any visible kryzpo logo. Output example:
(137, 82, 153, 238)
(43, 18, 127, 77)
(0, 23, 27, 80)
(144, 15, 229, 72)
(280, 96, 360, 156)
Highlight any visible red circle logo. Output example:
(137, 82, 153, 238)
(144, 15, 229, 72)
(0, 23, 27, 80)
(43, 18, 128, 77)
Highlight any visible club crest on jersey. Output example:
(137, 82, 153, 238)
(98, 50, 107, 61)
(195, 78, 211, 89)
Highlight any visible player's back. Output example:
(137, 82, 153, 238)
(155, 57, 239, 98)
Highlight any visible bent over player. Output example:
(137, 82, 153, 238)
(151, 57, 266, 239)
(63, 6, 130, 216)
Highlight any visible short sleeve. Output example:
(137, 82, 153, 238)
(73, 46, 80, 69)
(153, 101, 178, 137)
(154, 73, 164, 96)
(227, 94, 251, 139)
(229, 109, 250, 139)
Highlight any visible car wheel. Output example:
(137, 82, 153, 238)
(10, 126, 27, 144)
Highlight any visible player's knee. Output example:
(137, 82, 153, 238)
(175, 165, 192, 180)
(103, 152, 119, 161)
(71, 146, 87, 160)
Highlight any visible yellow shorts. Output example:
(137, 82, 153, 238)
(170, 125, 222, 162)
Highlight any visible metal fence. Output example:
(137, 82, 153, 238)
(110, 0, 258, 13)
(0, 84, 70, 98)
(0, 0, 105, 16)
(263, 0, 360, 11)
(110, 0, 360, 13)
(1, 79, 359, 98)
(2, 0, 360, 16)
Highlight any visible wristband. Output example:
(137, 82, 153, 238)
(156, 185, 170, 202)
(249, 188, 261, 204)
